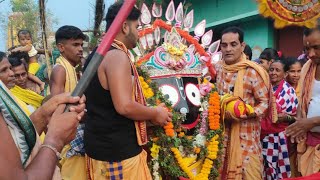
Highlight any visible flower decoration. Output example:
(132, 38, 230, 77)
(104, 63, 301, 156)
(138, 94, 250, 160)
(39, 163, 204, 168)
(208, 92, 220, 130)
(138, 66, 223, 180)
(139, 76, 154, 99)
(135, 2, 223, 179)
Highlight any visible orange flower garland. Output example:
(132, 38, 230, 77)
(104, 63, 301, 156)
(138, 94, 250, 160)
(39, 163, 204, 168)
(138, 27, 154, 38)
(208, 92, 220, 130)
(164, 122, 175, 137)
(137, 51, 155, 66)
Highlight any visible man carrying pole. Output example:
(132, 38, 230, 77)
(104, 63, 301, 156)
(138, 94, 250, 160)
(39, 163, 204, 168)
(83, 1, 172, 179)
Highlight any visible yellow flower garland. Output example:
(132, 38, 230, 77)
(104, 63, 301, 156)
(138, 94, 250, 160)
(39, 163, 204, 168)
(139, 76, 154, 99)
(171, 135, 220, 180)
(151, 143, 160, 158)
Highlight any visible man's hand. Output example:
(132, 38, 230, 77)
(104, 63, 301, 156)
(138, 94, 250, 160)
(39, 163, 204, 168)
(33, 93, 86, 124)
(285, 117, 314, 143)
(151, 103, 172, 126)
(44, 103, 83, 152)
(224, 111, 240, 122)
(240, 112, 257, 120)
(224, 111, 256, 122)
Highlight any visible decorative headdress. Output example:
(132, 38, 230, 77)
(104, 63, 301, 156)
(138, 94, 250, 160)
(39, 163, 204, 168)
(133, 0, 221, 79)
(257, 0, 320, 28)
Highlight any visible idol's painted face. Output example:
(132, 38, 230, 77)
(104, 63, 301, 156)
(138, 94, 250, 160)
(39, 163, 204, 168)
(154, 77, 200, 130)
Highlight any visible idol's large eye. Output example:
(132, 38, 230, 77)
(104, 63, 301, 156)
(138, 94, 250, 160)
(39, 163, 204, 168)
(159, 84, 180, 107)
(185, 83, 201, 106)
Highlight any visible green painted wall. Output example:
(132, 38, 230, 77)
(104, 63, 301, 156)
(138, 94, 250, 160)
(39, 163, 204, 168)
(187, 0, 275, 59)
(189, 0, 259, 27)
(241, 17, 275, 50)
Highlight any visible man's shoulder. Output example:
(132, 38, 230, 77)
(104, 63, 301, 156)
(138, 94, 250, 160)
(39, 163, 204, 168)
(105, 49, 128, 59)
(50, 64, 66, 80)
(103, 49, 131, 67)
(52, 64, 66, 72)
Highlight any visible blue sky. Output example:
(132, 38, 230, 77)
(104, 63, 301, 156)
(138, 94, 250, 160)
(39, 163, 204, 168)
(0, 0, 112, 51)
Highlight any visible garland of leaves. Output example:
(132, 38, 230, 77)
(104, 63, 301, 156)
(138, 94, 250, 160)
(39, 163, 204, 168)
(137, 66, 223, 180)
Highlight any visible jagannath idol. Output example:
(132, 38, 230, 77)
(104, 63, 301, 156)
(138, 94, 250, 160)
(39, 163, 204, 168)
(131, 1, 224, 179)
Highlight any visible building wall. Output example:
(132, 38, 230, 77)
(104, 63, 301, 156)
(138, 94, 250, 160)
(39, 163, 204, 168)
(188, 0, 275, 60)
(189, 0, 259, 27)
(276, 26, 304, 58)
(241, 17, 275, 59)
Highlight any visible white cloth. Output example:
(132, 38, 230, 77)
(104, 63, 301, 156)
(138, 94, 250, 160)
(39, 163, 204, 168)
(307, 79, 320, 132)
(28, 45, 38, 57)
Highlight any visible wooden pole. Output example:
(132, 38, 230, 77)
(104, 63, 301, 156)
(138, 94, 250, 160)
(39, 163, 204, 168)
(39, 0, 52, 79)
(65, 0, 137, 111)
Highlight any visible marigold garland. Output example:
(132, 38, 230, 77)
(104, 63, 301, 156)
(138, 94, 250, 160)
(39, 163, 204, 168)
(171, 135, 220, 180)
(139, 76, 154, 99)
(151, 143, 160, 158)
(164, 122, 175, 137)
(208, 92, 220, 130)
(143, 76, 222, 179)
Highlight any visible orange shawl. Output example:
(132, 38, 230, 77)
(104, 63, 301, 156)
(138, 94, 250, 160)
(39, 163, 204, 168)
(221, 54, 275, 179)
(298, 60, 316, 118)
(111, 39, 148, 146)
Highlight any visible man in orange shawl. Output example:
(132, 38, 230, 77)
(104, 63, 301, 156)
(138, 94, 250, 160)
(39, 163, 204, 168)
(286, 24, 320, 177)
(215, 27, 271, 180)
(83, 2, 172, 180)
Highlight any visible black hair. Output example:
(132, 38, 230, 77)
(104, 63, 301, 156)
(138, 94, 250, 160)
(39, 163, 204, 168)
(0, 51, 6, 62)
(244, 44, 252, 60)
(105, 1, 141, 32)
(270, 59, 286, 72)
(8, 57, 28, 71)
(283, 57, 302, 72)
(17, 29, 32, 39)
(55, 25, 86, 44)
(8, 51, 30, 63)
(303, 24, 320, 36)
(259, 48, 279, 62)
(221, 26, 244, 43)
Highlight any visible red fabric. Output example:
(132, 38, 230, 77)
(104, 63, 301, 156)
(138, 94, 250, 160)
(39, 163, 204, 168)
(261, 80, 288, 137)
(306, 132, 320, 147)
(283, 172, 320, 179)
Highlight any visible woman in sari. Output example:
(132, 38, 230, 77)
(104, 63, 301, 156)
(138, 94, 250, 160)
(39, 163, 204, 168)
(261, 59, 299, 179)
(284, 57, 303, 97)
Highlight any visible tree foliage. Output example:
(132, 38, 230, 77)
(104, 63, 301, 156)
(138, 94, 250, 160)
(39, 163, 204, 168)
(6, 0, 57, 48)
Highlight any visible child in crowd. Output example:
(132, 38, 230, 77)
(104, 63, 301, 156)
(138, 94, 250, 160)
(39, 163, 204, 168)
(10, 30, 45, 91)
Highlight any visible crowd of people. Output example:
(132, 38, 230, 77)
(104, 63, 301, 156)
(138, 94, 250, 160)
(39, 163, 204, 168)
(0, 1, 319, 180)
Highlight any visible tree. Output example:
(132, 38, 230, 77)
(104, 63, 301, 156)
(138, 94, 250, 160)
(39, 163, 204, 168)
(6, 0, 57, 48)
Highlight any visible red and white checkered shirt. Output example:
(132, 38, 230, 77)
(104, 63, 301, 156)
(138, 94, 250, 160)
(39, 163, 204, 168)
(215, 62, 269, 168)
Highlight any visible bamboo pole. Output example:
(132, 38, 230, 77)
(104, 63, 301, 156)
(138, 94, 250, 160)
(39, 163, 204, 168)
(39, 0, 52, 79)
(65, 0, 137, 111)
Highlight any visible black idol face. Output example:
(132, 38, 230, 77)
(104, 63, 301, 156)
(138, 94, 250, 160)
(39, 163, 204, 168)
(153, 77, 201, 129)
